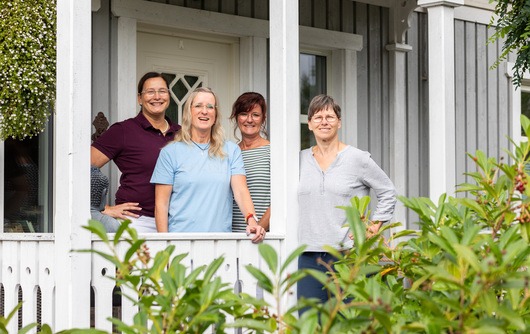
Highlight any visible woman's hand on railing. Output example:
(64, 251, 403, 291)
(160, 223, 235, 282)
(102, 202, 141, 220)
(246, 223, 266, 243)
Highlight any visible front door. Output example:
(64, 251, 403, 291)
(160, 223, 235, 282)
(137, 28, 240, 139)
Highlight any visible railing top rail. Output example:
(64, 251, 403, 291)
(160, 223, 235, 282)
(0, 232, 286, 242)
(91, 232, 286, 241)
(0, 233, 55, 241)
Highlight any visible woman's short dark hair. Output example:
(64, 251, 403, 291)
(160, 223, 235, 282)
(230, 92, 267, 122)
(230, 92, 268, 140)
(307, 94, 341, 120)
(137, 72, 169, 95)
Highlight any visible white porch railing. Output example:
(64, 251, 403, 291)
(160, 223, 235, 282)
(0, 233, 284, 333)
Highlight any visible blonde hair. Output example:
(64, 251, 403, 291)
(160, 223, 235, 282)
(175, 87, 226, 159)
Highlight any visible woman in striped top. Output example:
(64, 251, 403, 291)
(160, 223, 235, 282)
(230, 92, 271, 232)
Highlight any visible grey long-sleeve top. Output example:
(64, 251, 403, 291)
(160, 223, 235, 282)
(298, 145, 397, 252)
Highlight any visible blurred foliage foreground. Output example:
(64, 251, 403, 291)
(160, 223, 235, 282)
(6, 117, 530, 333)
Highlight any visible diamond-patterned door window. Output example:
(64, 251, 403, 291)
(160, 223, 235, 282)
(162, 72, 204, 124)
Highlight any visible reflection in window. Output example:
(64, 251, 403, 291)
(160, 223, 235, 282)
(522, 86, 530, 136)
(300, 53, 327, 149)
(3, 123, 53, 233)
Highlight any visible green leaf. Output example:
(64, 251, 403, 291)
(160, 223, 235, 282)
(458, 198, 487, 218)
(258, 243, 278, 274)
(228, 318, 274, 331)
(453, 244, 480, 272)
(496, 306, 526, 330)
(245, 265, 273, 292)
(280, 244, 306, 274)
(85, 220, 109, 243)
(17, 323, 38, 334)
(147, 250, 170, 281)
(113, 220, 131, 245)
(342, 205, 365, 253)
(124, 239, 144, 262)
(202, 257, 224, 285)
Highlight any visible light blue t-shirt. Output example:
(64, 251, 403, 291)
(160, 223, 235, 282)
(150, 141, 245, 232)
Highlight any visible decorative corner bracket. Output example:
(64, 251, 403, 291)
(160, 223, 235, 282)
(389, 0, 419, 45)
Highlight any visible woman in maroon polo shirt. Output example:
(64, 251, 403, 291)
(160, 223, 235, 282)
(91, 72, 180, 233)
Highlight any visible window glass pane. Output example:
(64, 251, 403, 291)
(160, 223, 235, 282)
(4, 122, 53, 233)
(522, 89, 530, 136)
(301, 124, 316, 150)
(300, 53, 327, 150)
(162, 72, 203, 125)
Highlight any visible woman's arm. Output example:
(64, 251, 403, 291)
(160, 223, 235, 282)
(91, 146, 110, 168)
(231, 174, 266, 243)
(259, 207, 271, 231)
(154, 184, 172, 232)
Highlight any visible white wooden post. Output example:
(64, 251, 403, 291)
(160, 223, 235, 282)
(418, 0, 463, 199)
(55, 0, 92, 330)
(331, 49, 359, 147)
(386, 1, 417, 232)
(269, 0, 300, 307)
(386, 43, 411, 232)
(240, 36, 268, 98)
(108, 17, 137, 203)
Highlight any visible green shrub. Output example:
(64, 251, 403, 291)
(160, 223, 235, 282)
(78, 116, 530, 333)
(0, 0, 56, 140)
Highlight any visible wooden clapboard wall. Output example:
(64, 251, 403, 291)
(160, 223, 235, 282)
(454, 19, 513, 197)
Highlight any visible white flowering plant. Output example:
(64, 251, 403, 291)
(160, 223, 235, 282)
(0, 0, 56, 140)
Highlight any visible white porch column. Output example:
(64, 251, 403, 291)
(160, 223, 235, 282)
(418, 0, 463, 199)
(269, 0, 299, 302)
(386, 43, 412, 231)
(108, 17, 137, 201)
(240, 36, 268, 98)
(55, 0, 92, 330)
(386, 0, 416, 231)
(115, 17, 137, 123)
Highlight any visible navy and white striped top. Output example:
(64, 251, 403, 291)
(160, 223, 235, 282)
(232, 144, 271, 232)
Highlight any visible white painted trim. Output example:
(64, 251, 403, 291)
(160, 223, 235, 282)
(111, 0, 362, 51)
(386, 43, 411, 233)
(239, 36, 268, 97)
(418, 0, 464, 7)
(55, 0, 92, 330)
(116, 17, 137, 123)
(269, 0, 299, 308)
(110, 17, 137, 201)
(454, 5, 495, 25)
(0, 141, 3, 233)
(300, 26, 362, 51)
(464, 0, 495, 10)
(331, 49, 358, 147)
(506, 62, 530, 146)
(420, 4, 458, 199)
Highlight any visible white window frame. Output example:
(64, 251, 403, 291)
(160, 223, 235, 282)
(299, 49, 332, 148)
(507, 62, 530, 145)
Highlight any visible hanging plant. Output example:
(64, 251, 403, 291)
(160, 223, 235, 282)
(0, 0, 56, 140)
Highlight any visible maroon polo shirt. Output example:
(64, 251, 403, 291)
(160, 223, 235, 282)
(92, 112, 180, 217)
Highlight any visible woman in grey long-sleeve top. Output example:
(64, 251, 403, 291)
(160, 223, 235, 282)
(297, 94, 397, 314)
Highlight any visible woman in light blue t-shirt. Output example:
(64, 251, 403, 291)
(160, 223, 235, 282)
(151, 87, 266, 243)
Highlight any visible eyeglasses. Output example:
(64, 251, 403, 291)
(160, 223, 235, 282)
(193, 103, 216, 111)
(141, 89, 169, 97)
(238, 112, 262, 120)
(311, 115, 339, 123)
